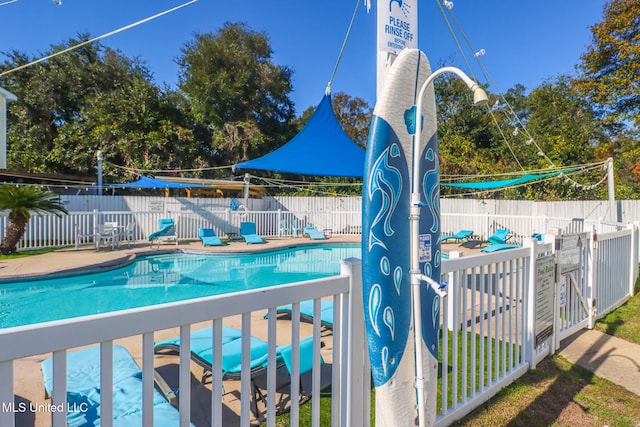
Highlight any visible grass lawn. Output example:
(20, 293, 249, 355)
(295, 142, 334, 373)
(593, 279, 640, 345)
(267, 277, 640, 426)
(0, 247, 57, 259)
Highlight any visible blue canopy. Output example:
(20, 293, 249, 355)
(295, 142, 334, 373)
(234, 94, 365, 178)
(107, 176, 206, 189)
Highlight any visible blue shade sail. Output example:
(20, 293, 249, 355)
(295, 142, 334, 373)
(442, 169, 577, 190)
(234, 94, 365, 178)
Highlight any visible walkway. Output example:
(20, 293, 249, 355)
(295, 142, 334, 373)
(558, 328, 640, 396)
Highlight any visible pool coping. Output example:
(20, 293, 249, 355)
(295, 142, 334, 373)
(0, 236, 362, 282)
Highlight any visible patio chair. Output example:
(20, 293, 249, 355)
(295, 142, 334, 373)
(279, 219, 290, 237)
(240, 221, 264, 244)
(303, 226, 326, 240)
(198, 227, 223, 246)
(154, 326, 322, 417)
(95, 223, 118, 251)
(148, 218, 178, 248)
(265, 299, 334, 330)
(74, 223, 96, 250)
(41, 344, 190, 426)
(291, 218, 302, 237)
(119, 221, 136, 247)
(441, 229, 474, 243)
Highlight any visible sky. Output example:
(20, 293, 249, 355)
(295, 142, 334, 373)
(0, 0, 606, 115)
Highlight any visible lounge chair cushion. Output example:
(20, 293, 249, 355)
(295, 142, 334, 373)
(148, 218, 176, 242)
(41, 345, 187, 427)
(481, 243, 522, 253)
(487, 229, 511, 245)
(198, 228, 223, 246)
(240, 222, 264, 244)
(267, 299, 334, 329)
(303, 226, 326, 240)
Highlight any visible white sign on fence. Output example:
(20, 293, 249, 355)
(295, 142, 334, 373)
(535, 255, 556, 346)
(559, 234, 582, 274)
(149, 200, 164, 212)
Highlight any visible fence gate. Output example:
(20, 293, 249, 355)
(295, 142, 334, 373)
(554, 232, 592, 346)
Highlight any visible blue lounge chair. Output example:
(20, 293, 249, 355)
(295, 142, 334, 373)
(480, 229, 521, 252)
(148, 218, 178, 248)
(198, 227, 223, 246)
(460, 228, 513, 249)
(441, 229, 474, 243)
(481, 242, 522, 253)
(154, 326, 321, 417)
(240, 221, 264, 244)
(487, 228, 512, 245)
(266, 299, 334, 330)
(303, 226, 326, 240)
(41, 345, 190, 427)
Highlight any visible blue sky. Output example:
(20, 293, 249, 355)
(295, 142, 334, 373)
(0, 0, 605, 115)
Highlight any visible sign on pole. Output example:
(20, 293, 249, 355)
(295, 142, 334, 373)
(376, 0, 418, 97)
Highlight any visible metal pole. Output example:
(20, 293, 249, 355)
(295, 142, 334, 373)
(97, 150, 103, 195)
(243, 173, 250, 208)
(411, 66, 487, 427)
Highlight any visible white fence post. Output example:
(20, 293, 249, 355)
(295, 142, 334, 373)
(341, 257, 369, 427)
(587, 224, 597, 329)
(525, 237, 538, 369)
(447, 251, 463, 332)
(628, 222, 638, 297)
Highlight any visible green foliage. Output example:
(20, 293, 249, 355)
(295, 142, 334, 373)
(0, 185, 68, 254)
(575, 0, 640, 129)
(0, 34, 200, 181)
(177, 22, 297, 167)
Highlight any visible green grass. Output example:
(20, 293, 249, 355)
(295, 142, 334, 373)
(0, 247, 58, 259)
(594, 274, 640, 345)
(453, 355, 640, 426)
(266, 276, 640, 426)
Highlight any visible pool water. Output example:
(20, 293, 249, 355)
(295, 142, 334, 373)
(0, 244, 360, 329)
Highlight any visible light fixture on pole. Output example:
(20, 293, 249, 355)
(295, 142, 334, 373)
(410, 66, 487, 427)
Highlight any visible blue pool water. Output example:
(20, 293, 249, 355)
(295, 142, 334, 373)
(0, 244, 361, 329)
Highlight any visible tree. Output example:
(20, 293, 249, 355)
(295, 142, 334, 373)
(434, 75, 498, 179)
(0, 185, 68, 254)
(1, 35, 200, 181)
(177, 22, 296, 166)
(575, 0, 640, 130)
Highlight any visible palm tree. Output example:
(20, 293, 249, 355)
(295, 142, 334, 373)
(0, 185, 68, 254)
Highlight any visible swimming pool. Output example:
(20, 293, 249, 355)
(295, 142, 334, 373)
(0, 244, 360, 329)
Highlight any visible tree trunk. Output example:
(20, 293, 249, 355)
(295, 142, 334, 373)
(1, 216, 27, 255)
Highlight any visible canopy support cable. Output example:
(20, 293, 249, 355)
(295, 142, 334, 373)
(326, 0, 361, 95)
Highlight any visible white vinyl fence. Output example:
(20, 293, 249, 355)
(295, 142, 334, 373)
(0, 194, 629, 251)
(434, 224, 638, 425)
